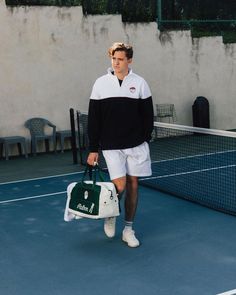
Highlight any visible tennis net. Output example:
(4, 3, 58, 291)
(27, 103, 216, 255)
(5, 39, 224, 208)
(140, 122, 236, 215)
(76, 111, 236, 215)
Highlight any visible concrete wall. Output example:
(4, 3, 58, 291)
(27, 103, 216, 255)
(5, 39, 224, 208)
(0, 1, 236, 146)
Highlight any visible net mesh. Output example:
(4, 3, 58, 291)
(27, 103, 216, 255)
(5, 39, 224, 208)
(140, 122, 236, 215)
(76, 112, 236, 215)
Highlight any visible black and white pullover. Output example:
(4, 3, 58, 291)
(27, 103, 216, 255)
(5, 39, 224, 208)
(88, 68, 154, 152)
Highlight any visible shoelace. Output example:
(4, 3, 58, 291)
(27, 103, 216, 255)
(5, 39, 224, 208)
(125, 230, 137, 241)
(106, 218, 115, 227)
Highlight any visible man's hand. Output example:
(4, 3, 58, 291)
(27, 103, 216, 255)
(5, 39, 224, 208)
(87, 152, 99, 166)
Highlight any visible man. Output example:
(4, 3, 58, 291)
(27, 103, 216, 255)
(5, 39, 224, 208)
(87, 42, 154, 247)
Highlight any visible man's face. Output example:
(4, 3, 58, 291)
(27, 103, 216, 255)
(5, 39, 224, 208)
(111, 50, 132, 77)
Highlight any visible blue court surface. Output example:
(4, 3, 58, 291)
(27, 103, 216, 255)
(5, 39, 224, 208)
(1, 172, 236, 295)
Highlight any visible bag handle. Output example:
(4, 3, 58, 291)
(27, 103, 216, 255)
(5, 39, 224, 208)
(82, 164, 105, 186)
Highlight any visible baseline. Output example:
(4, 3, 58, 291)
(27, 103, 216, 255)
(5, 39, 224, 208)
(216, 289, 236, 295)
(0, 171, 84, 186)
(0, 191, 66, 204)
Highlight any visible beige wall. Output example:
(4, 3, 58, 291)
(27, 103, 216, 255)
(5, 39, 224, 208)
(0, 2, 236, 144)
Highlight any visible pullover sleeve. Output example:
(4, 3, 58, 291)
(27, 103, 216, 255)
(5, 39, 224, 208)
(88, 99, 101, 152)
(141, 96, 154, 142)
(88, 80, 101, 152)
(140, 79, 154, 142)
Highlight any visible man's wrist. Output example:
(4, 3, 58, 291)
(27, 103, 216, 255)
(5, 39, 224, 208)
(89, 149, 99, 153)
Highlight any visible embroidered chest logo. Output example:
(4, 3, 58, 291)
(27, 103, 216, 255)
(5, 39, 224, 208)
(129, 87, 136, 93)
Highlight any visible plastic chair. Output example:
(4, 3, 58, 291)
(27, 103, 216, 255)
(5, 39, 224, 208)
(156, 104, 177, 123)
(56, 130, 72, 153)
(0, 136, 28, 160)
(25, 117, 56, 155)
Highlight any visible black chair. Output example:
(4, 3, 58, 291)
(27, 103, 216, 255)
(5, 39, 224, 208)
(156, 104, 177, 123)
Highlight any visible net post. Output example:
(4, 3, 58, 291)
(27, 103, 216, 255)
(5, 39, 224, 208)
(69, 108, 78, 164)
(76, 110, 83, 165)
(157, 0, 162, 30)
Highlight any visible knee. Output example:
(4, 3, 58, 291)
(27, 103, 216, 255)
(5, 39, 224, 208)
(112, 177, 126, 194)
(115, 183, 126, 194)
(126, 176, 138, 190)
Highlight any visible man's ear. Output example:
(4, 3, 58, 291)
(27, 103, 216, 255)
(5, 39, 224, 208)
(128, 58, 133, 64)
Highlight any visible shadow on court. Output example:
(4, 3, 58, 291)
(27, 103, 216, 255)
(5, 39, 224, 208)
(1, 174, 236, 295)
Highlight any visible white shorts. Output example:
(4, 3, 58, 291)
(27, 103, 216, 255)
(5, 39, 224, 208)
(102, 142, 152, 180)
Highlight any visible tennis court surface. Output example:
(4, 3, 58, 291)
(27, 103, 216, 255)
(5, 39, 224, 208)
(1, 163, 236, 295)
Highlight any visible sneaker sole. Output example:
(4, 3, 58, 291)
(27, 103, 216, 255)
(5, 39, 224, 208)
(122, 236, 140, 248)
(104, 232, 115, 238)
(104, 226, 115, 238)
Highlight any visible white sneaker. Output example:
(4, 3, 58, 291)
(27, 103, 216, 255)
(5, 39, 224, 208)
(104, 217, 116, 238)
(122, 229, 140, 248)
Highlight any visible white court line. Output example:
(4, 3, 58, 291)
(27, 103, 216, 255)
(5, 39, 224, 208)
(151, 149, 236, 164)
(0, 191, 66, 204)
(139, 164, 236, 181)
(0, 171, 84, 186)
(216, 289, 236, 295)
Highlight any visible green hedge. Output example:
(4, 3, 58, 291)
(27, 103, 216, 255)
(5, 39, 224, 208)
(161, 0, 236, 22)
(6, 0, 81, 6)
(81, 0, 121, 15)
(82, 0, 156, 22)
(121, 0, 156, 22)
(159, 0, 236, 43)
(6, 0, 236, 24)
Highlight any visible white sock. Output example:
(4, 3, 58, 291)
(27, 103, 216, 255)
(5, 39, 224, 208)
(124, 221, 133, 231)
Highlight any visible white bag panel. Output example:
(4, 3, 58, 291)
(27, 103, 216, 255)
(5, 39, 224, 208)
(65, 181, 119, 220)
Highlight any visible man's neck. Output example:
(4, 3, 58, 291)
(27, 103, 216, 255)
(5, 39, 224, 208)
(114, 70, 129, 81)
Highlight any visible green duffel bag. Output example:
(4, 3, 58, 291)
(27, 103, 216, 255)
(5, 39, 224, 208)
(67, 165, 120, 219)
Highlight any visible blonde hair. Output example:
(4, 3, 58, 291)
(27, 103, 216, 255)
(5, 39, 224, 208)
(108, 42, 133, 59)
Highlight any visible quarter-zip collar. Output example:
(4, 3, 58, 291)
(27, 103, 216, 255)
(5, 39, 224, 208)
(107, 67, 133, 82)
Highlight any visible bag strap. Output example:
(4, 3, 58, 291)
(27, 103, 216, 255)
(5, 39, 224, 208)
(95, 164, 106, 182)
(82, 164, 105, 186)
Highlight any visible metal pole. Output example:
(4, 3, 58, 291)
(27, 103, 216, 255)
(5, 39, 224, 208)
(157, 0, 162, 29)
(70, 108, 78, 164)
(76, 110, 83, 165)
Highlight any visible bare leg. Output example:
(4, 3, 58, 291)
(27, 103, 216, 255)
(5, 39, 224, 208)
(124, 175, 138, 222)
(111, 175, 138, 220)
(110, 175, 140, 247)
(112, 176, 126, 195)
